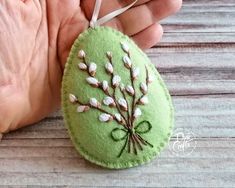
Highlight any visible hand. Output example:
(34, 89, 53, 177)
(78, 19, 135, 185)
(0, 0, 182, 133)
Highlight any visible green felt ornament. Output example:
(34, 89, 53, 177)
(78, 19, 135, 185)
(62, 0, 174, 169)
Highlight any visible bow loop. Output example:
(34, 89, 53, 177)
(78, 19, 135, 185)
(135, 121, 152, 134)
(111, 128, 128, 141)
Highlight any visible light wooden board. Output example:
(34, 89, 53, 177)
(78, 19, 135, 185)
(0, 0, 234, 187)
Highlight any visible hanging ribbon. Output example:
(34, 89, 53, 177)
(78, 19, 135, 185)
(90, 0, 138, 28)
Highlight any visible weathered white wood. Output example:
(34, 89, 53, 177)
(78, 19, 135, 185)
(161, 32, 235, 43)
(147, 47, 235, 95)
(160, 0, 235, 34)
(0, 139, 234, 159)
(0, 138, 234, 186)
(0, 172, 234, 187)
(147, 49, 235, 68)
(162, 8, 235, 33)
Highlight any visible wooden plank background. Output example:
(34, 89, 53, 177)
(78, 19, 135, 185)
(0, 0, 235, 187)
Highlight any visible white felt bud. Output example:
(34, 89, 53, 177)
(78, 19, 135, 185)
(139, 96, 149, 105)
(102, 80, 109, 91)
(89, 98, 100, 108)
(106, 51, 112, 58)
(105, 62, 113, 74)
(103, 96, 115, 107)
(89, 62, 97, 76)
(118, 98, 128, 111)
(121, 42, 129, 53)
(77, 105, 90, 113)
(123, 55, 132, 69)
(134, 108, 142, 118)
(119, 83, 125, 91)
(86, 77, 99, 87)
(125, 85, 135, 96)
(132, 67, 140, 80)
(112, 75, 121, 87)
(148, 74, 154, 83)
(140, 82, 148, 94)
(114, 113, 122, 122)
(69, 94, 77, 103)
(78, 50, 85, 58)
(99, 113, 113, 122)
(78, 63, 87, 70)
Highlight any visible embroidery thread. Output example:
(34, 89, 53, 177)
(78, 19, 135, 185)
(69, 42, 154, 157)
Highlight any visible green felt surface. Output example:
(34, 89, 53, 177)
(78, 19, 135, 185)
(62, 26, 174, 169)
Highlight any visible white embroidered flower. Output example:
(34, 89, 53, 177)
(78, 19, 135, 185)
(119, 83, 125, 91)
(78, 63, 87, 70)
(102, 80, 109, 91)
(125, 85, 135, 96)
(134, 108, 142, 118)
(118, 98, 127, 111)
(106, 51, 112, 58)
(112, 75, 121, 87)
(139, 96, 149, 105)
(89, 98, 100, 108)
(89, 62, 97, 76)
(132, 67, 140, 79)
(77, 105, 90, 113)
(121, 42, 129, 53)
(114, 113, 122, 122)
(103, 96, 115, 107)
(105, 62, 113, 74)
(86, 77, 99, 87)
(99, 113, 113, 122)
(140, 82, 148, 94)
(122, 55, 132, 69)
(69, 94, 77, 103)
(148, 74, 154, 83)
(78, 50, 85, 58)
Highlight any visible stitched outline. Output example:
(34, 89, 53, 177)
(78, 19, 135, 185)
(62, 26, 174, 169)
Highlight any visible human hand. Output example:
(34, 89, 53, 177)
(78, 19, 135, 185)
(0, 0, 182, 133)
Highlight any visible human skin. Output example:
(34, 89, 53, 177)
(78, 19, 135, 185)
(0, 0, 182, 133)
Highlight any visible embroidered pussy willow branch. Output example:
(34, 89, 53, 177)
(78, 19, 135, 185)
(69, 42, 154, 157)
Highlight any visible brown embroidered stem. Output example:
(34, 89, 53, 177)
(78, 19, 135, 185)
(136, 134, 153, 148)
(135, 66, 150, 106)
(127, 52, 136, 128)
(131, 134, 138, 155)
(82, 57, 93, 77)
(112, 89, 129, 126)
(119, 87, 131, 127)
(80, 54, 130, 128)
(74, 100, 127, 128)
(76, 49, 154, 158)
(116, 132, 153, 157)
(133, 134, 143, 151)
(108, 56, 130, 128)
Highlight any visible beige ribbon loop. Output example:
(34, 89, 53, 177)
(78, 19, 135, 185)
(90, 0, 138, 28)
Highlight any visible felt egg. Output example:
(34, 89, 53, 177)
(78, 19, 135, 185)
(62, 26, 174, 169)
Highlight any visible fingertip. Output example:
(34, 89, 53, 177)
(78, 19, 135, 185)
(166, 0, 183, 15)
(132, 23, 163, 50)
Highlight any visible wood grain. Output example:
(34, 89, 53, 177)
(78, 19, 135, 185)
(0, 0, 234, 187)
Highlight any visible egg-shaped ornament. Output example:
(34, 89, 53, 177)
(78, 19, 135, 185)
(62, 0, 174, 169)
